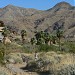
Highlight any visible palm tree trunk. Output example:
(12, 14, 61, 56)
(59, 38, 61, 51)
(3, 36, 6, 44)
(50, 40, 51, 45)
(22, 36, 25, 44)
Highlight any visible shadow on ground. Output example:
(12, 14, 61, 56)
(20, 66, 50, 75)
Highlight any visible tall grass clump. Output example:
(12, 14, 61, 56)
(38, 44, 59, 52)
(0, 43, 6, 64)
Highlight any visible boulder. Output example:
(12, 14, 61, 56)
(7, 58, 15, 64)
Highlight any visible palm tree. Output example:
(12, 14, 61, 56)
(2, 27, 10, 44)
(0, 21, 4, 27)
(56, 29, 63, 50)
(40, 31, 45, 38)
(21, 30, 27, 44)
(52, 35, 57, 44)
(37, 38, 45, 45)
(35, 31, 45, 45)
(43, 32, 49, 45)
(48, 34, 53, 45)
(31, 38, 36, 45)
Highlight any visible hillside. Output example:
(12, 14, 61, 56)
(0, 2, 75, 39)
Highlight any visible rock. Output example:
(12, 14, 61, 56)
(25, 58, 51, 72)
(4, 37, 11, 44)
(8, 58, 15, 64)
(21, 54, 32, 63)
(6, 64, 24, 75)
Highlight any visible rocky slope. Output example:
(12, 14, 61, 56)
(0, 2, 75, 39)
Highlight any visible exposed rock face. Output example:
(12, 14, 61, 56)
(4, 37, 11, 44)
(0, 2, 75, 39)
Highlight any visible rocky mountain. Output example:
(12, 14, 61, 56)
(0, 2, 75, 39)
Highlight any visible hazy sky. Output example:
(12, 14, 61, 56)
(0, 0, 74, 10)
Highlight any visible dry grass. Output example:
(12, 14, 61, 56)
(39, 52, 75, 71)
(1, 52, 75, 75)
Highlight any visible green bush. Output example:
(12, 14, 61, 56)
(0, 43, 6, 64)
(5, 43, 22, 53)
(21, 44, 37, 53)
(21, 45, 32, 53)
(0, 71, 8, 75)
(15, 58, 22, 64)
(38, 44, 59, 52)
(14, 38, 21, 44)
(61, 41, 75, 53)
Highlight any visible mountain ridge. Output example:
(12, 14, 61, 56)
(0, 2, 75, 39)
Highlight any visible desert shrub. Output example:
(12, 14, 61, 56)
(68, 42, 75, 53)
(5, 43, 22, 53)
(0, 43, 6, 50)
(15, 38, 20, 41)
(21, 44, 37, 53)
(14, 38, 21, 44)
(61, 41, 75, 53)
(0, 71, 8, 75)
(21, 45, 32, 53)
(5, 55, 22, 64)
(14, 58, 22, 64)
(38, 44, 59, 52)
(0, 43, 6, 64)
(57, 64, 75, 75)
(38, 44, 50, 52)
(0, 51, 5, 64)
(5, 43, 20, 50)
